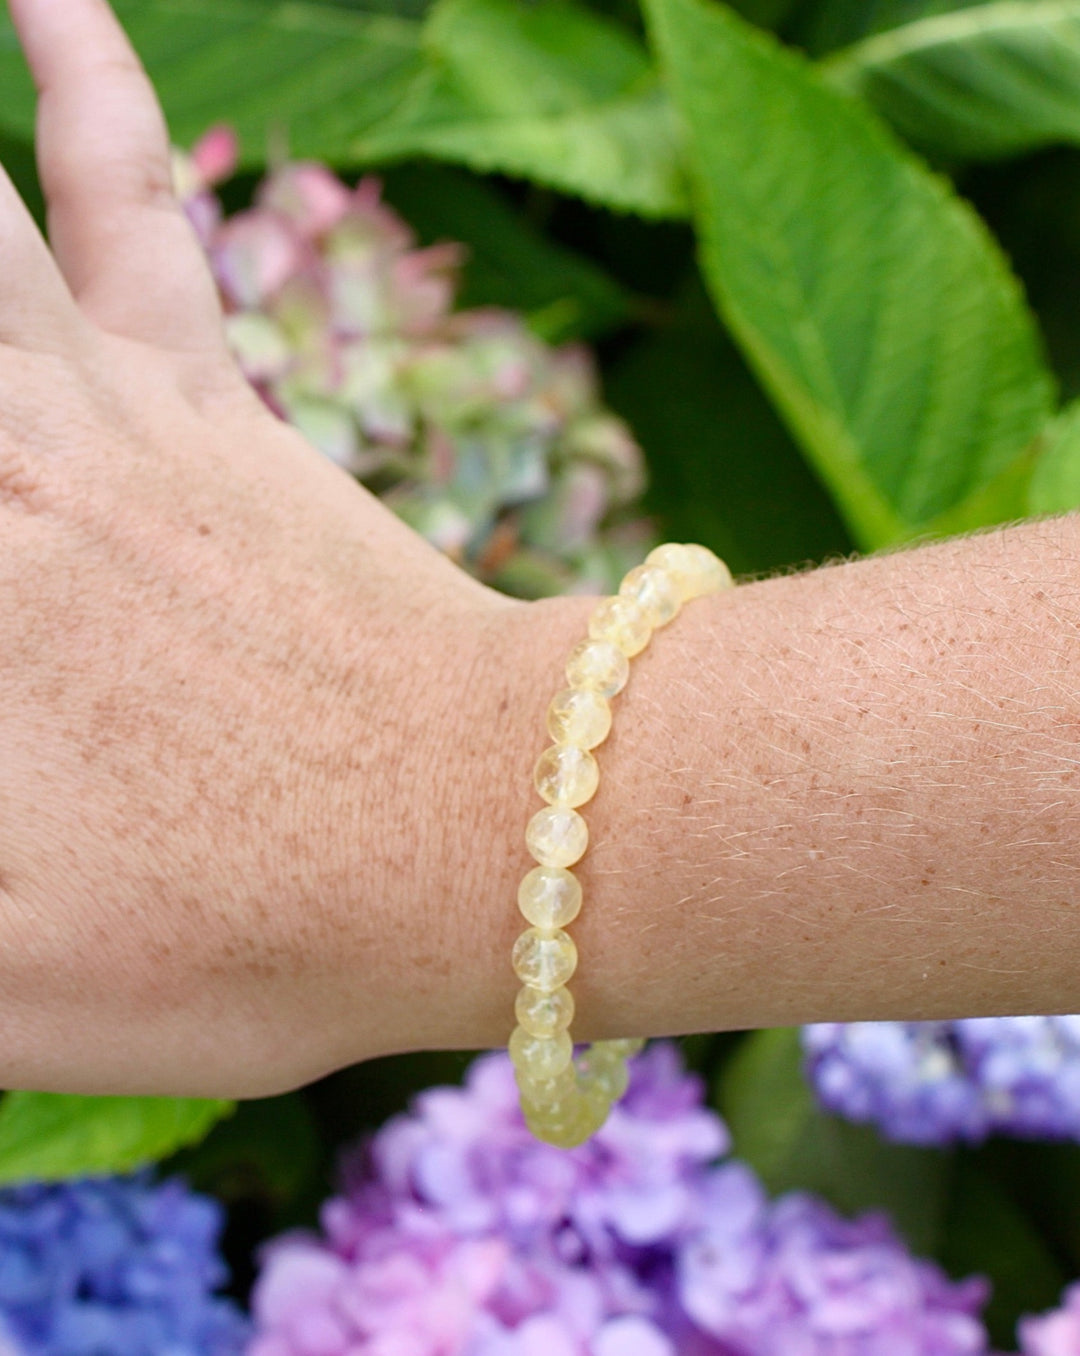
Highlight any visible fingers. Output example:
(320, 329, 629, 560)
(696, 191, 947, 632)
(0, 160, 82, 351)
(7, 0, 229, 353)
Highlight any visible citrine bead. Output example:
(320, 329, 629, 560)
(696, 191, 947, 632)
(605, 1036, 646, 1059)
(509, 1025, 574, 1080)
(619, 563, 681, 627)
(515, 983, 575, 1037)
(511, 926, 577, 990)
(513, 542, 733, 1148)
(518, 866, 582, 930)
(579, 1042, 631, 1101)
(565, 639, 629, 698)
(588, 595, 652, 658)
(546, 687, 612, 749)
(525, 805, 588, 867)
(649, 542, 732, 598)
(533, 744, 599, 808)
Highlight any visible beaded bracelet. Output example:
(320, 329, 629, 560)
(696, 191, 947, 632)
(509, 542, 734, 1147)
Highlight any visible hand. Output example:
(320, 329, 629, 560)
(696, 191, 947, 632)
(0, 0, 539, 1097)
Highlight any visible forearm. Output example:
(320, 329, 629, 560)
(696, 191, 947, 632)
(412, 513, 1080, 1055)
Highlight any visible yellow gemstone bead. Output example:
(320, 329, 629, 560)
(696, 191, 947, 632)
(511, 926, 578, 990)
(588, 595, 652, 658)
(525, 805, 588, 867)
(546, 687, 612, 749)
(565, 639, 629, 698)
(518, 866, 582, 929)
(579, 1044, 631, 1101)
(619, 563, 681, 627)
(515, 983, 575, 1037)
(605, 1037, 647, 1059)
(514, 1061, 578, 1104)
(533, 744, 599, 808)
(509, 1025, 574, 1080)
(678, 543, 733, 598)
(532, 1083, 610, 1148)
(644, 543, 701, 601)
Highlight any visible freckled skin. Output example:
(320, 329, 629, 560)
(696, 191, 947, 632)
(4, 0, 1080, 1103)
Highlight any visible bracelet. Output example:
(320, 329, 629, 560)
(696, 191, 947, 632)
(509, 542, 734, 1147)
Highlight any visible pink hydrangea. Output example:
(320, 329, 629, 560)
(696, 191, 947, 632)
(247, 1045, 991, 1355)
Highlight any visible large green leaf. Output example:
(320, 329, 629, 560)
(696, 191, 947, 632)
(644, 0, 1054, 550)
(796, 0, 991, 56)
(0, 0, 424, 165)
(825, 2, 1080, 161)
(606, 274, 853, 575)
(716, 1027, 950, 1253)
(354, 0, 689, 217)
(1027, 400, 1080, 512)
(0, 0, 684, 216)
(0, 1093, 233, 1186)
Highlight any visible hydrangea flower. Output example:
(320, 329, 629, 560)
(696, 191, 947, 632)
(1017, 1281, 1080, 1355)
(0, 1172, 248, 1355)
(173, 128, 653, 598)
(248, 1043, 991, 1354)
(802, 1017, 1080, 1146)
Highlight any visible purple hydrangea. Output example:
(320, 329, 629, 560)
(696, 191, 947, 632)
(1017, 1281, 1080, 1355)
(676, 1164, 989, 1356)
(802, 1018, 1080, 1146)
(0, 1172, 249, 1355)
(248, 1043, 990, 1354)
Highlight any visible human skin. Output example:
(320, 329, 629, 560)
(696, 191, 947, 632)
(3, 0, 1080, 1100)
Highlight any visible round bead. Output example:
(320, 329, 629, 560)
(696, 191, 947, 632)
(515, 983, 575, 1037)
(509, 1025, 574, 1081)
(605, 1036, 647, 1060)
(677, 543, 733, 598)
(579, 1043, 631, 1101)
(619, 563, 681, 627)
(645, 543, 700, 601)
(511, 926, 578, 990)
(533, 744, 599, 808)
(518, 866, 582, 930)
(588, 595, 652, 657)
(565, 639, 629, 698)
(539, 1083, 611, 1148)
(547, 687, 612, 749)
(526, 805, 588, 868)
(514, 1061, 578, 1104)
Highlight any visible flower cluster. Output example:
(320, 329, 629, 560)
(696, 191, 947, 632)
(1018, 1281, 1080, 1355)
(0, 1172, 248, 1355)
(802, 1017, 1080, 1146)
(173, 128, 652, 598)
(248, 1042, 991, 1354)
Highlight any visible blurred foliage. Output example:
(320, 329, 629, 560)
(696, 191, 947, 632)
(5, 0, 1080, 1340)
(0, 1093, 233, 1186)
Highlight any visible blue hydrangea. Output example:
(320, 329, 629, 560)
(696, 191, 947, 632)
(802, 1017, 1080, 1146)
(0, 1172, 249, 1355)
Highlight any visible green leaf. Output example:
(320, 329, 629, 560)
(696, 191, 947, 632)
(606, 273, 854, 575)
(1027, 400, 1080, 512)
(0, 0, 425, 166)
(824, 2, 1080, 162)
(381, 163, 632, 339)
(796, 0, 990, 56)
(644, 0, 1054, 550)
(0, 1093, 233, 1186)
(354, 0, 689, 218)
(716, 1027, 950, 1253)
